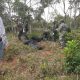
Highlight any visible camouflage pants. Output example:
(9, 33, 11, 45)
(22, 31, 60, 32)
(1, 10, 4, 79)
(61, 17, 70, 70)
(59, 34, 66, 48)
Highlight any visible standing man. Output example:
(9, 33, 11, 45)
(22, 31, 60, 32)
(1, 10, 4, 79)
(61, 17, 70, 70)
(56, 19, 69, 48)
(0, 17, 8, 59)
(51, 20, 58, 41)
(23, 22, 29, 39)
(17, 19, 29, 41)
(51, 21, 58, 31)
(17, 20, 23, 40)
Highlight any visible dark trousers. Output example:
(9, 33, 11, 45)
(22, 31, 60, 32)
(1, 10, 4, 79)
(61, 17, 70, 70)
(0, 41, 4, 59)
(18, 31, 23, 40)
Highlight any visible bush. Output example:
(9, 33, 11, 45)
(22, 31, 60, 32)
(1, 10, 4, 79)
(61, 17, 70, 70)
(4, 41, 33, 61)
(64, 40, 80, 73)
(64, 30, 80, 42)
(64, 32, 74, 42)
(4, 44, 20, 61)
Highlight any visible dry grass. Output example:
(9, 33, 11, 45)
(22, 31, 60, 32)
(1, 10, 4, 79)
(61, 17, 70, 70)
(0, 33, 79, 80)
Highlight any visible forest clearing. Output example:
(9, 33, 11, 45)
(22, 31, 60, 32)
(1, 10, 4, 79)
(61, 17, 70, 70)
(0, 0, 80, 80)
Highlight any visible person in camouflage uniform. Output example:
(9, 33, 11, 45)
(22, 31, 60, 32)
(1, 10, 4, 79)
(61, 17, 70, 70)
(56, 19, 69, 48)
(17, 20, 23, 40)
(50, 20, 58, 41)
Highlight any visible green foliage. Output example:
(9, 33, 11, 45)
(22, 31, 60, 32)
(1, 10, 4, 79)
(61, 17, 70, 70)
(64, 33, 73, 42)
(4, 34, 34, 61)
(13, 0, 29, 19)
(64, 40, 80, 73)
(40, 57, 63, 78)
(54, 15, 64, 23)
(64, 30, 80, 43)
(40, 59, 49, 77)
(28, 31, 42, 39)
(54, 15, 73, 27)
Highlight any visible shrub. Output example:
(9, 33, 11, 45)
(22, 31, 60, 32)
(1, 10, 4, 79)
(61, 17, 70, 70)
(64, 40, 80, 73)
(64, 30, 80, 42)
(4, 44, 20, 61)
(64, 32, 74, 42)
(40, 58, 62, 78)
(4, 41, 33, 61)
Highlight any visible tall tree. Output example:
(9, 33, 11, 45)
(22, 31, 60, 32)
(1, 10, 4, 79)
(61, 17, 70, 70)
(69, 0, 80, 28)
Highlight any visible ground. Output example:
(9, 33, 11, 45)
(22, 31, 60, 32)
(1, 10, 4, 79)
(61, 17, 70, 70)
(0, 33, 79, 80)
